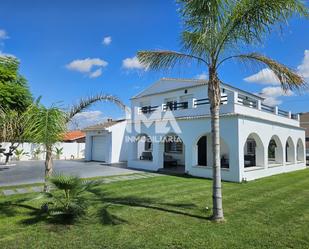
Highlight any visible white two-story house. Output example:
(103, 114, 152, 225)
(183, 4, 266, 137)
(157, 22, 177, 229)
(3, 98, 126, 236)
(84, 78, 306, 182)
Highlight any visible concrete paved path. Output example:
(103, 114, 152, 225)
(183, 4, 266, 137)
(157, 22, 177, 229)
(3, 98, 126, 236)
(0, 160, 140, 187)
(1, 172, 160, 196)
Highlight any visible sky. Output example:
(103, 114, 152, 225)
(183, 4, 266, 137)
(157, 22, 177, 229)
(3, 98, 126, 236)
(0, 0, 308, 128)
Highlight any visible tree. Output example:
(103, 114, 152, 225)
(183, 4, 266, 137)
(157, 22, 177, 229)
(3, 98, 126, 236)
(0, 56, 33, 113)
(25, 94, 126, 192)
(0, 56, 33, 163)
(137, 0, 308, 221)
(0, 108, 28, 163)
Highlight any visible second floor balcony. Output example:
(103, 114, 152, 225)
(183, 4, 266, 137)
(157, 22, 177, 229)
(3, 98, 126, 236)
(134, 90, 300, 127)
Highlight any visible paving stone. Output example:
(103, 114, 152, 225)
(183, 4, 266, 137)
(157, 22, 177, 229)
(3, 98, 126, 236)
(102, 179, 115, 183)
(2, 189, 16, 196)
(31, 186, 44, 192)
(16, 188, 29, 194)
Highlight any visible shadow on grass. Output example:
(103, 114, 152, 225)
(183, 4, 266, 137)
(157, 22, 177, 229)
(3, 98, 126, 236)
(89, 187, 211, 223)
(0, 184, 211, 227)
(20, 209, 78, 226)
(99, 204, 128, 225)
(0, 198, 38, 217)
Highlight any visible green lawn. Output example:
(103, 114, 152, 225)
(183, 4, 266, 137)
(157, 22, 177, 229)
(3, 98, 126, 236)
(1, 170, 309, 249)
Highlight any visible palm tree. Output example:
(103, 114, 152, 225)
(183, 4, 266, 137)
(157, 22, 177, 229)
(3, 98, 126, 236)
(137, 0, 308, 221)
(54, 147, 64, 160)
(25, 94, 126, 192)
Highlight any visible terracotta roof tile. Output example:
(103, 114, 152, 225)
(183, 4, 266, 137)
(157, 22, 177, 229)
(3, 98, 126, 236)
(63, 130, 85, 141)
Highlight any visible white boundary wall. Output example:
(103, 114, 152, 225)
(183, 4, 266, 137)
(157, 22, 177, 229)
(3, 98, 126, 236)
(0, 142, 85, 162)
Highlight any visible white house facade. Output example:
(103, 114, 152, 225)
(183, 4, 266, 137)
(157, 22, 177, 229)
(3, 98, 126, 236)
(84, 78, 306, 182)
(84, 119, 128, 164)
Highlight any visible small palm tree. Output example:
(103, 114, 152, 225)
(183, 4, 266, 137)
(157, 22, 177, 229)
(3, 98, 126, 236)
(24, 104, 67, 191)
(137, 0, 308, 221)
(24, 94, 126, 192)
(14, 148, 29, 161)
(54, 147, 63, 160)
(32, 146, 42, 160)
(38, 174, 96, 219)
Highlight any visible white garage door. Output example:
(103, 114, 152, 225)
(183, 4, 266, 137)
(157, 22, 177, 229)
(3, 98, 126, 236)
(92, 136, 106, 162)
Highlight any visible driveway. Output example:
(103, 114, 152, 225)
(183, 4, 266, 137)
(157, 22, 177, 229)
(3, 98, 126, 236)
(0, 160, 139, 187)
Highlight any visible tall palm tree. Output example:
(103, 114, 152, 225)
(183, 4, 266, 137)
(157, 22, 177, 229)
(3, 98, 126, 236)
(24, 94, 126, 191)
(137, 0, 308, 221)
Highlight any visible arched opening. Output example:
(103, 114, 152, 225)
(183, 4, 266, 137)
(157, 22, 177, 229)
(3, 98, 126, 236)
(268, 135, 283, 165)
(297, 138, 305, 162)
(163, 134, 185, 168)
(136, 134, 153, 161)
(197, 136, 207, 166)
(244, 133, 264, 168)
(285, 137, 295, 163)
(195, 135, 229, 168)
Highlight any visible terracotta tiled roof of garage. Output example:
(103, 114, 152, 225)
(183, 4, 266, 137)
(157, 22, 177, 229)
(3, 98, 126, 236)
(63, 130, 86, 141)
(83, 119, 125, 131)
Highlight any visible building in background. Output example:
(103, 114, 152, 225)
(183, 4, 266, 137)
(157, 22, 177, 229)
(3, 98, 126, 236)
(83, 119, 128, 164)
(300, 113, 309, 164)
(62, 130, 86, 143)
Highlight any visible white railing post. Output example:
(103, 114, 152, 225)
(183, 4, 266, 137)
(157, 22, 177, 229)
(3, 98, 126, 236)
(296, 114, 300, 121)
(161, 104, 165, 112)
(288, 111, 292, 119)
(274, 106, 278, 115)
(257, 100, 262, 110)
(227, 91, 238, 104)
(232, 91, 238, 104)
(192, 98, 197, 108)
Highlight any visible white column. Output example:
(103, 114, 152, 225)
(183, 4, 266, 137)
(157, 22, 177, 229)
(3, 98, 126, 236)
(257, 100, 262, 110)
(192, 98, 197, 108)
(274, 106, 279, 115)
(84, 135, 92, 161)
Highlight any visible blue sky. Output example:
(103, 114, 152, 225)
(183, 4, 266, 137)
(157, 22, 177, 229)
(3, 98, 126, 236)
(0, 0, 308, 128)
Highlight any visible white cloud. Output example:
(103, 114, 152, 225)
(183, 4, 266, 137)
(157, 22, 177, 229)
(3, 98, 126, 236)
(66, 58, 108, 78)
(195, 72, 207, 80)
(244, 68, 280, 85)
(0, 51, 15, 58)
(122, 56, 146, 70)
(297, 49, 309, 78)
(70, 111, 105, 129)
(89, 68, 102, 78)
(262, 97, 282, 106)
(102, 36, 112, 46)
(66, 58, 107, 73)
(259, 86, 294, 106)
(0, 29, 9, 40)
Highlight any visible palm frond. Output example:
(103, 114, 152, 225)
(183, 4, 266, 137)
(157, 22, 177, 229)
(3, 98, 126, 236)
(217, 0, 308, 55)
(67, 94, 127, 121)
(137, 50, 207, 71)
(236, 53, 306, 91)
(181, 31, 211, 61)
(49, 174, 82, 191)
(23, 105, 67, 146)
(178, 0, 229, 31)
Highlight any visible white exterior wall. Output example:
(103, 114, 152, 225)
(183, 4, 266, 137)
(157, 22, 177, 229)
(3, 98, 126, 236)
(126, 79, 305, 182)
(83, 79, 306, 182)
(127, 115, 241, 181)
(0, 142, 85, 162)
(84, 120, 128, 163)
(238, 116, 306, 181)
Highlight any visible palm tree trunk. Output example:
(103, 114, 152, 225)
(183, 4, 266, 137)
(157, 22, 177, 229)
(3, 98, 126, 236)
(208, 66, 224, 221)
(44, 144, 53, 192)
